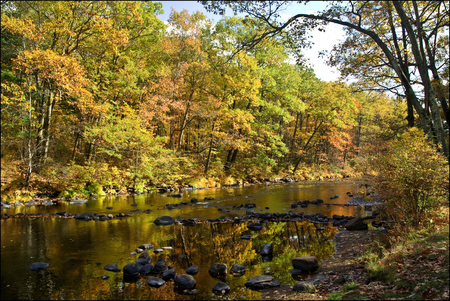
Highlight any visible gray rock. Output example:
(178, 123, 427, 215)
(245, 275, 281, 289)
(154, 216, 175, 225)
(138, 243, 154, 250)
(140, 264, 153, 275)
(186, 265, 198, 275)
(152, 260, 168, 274)
(123, 262, 141, 276)
(293, 281, 315, 292)
(289, 268, 303, 275)
(209, 262, 227, 277)
(147, 277, 165, 288)
(292, 256, 318, 272)
(29, 262, 49, 271)
(162, 268, 177, 280)
(260, 243, 273, 255)
(104, 264, 121, 272)
(174, 274, 196, 289)
(101, 275, 109, 280)
(247, 223, 263, 230)
(241, 235, 251, 240)
(230, 264, 246, 276)
(212, 282, 230, 295)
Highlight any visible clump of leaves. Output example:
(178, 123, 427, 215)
(375, 127, 449, 228)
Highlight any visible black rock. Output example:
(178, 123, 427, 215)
(260, 243, 273, 255)
(244, 203, 256, 208)
(311, 199, 324, 205)
(152, 260, 168, 274)
(293, 281, 315, 292)
(106, 206, 113, 209)
(95, 262, 101, 266)
(292, 256, 318, 272)
(212, 282, 230, 295)
(147, 277, 165, 288)
(138, 244, 154, 250)
(123, 262, 141, 276)
(247, 223, 263, 231)
(136, 257, 151, 265)
(29, 262, 49, 271)
(230, 264, 246, 276)
(289, 269, 303, 275)
(104, 264, 121, 272)
(101, 275, 109, 280)
(168, 193, 182, 197)
(154, 216, 175, 226)
(174, 274, 196, 289)
(162, 268, 177, 280)
(344, 217, 368, 231)
(209, 262, 227, 277)
(240, 235, 251, 240)
(186, 265, 199, 275)
(245, 275, 281, 289)
(190, 198, 198, 203)
(140, 264, 153, 275)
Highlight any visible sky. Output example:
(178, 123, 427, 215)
(157, 1, 346, 82)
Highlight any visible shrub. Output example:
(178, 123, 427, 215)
(375, 128, 449, 227)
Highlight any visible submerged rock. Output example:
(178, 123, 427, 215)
(245, 275, 281, 289)
(174, 274, 196, 289)
(154, 216, 175, 226)
(162, 268, 177, 280)
(186, 265, 199, 275)
(123, 262, 141, 276)
(247, 223, 263, 231)
(260, 243, 273, 255)
(29, 262, 49, 271)
(104, 264, 121, 272)
(147, 277, 165, 288)
(212, 282, 230, 295)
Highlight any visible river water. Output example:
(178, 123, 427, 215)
(1, 179, 368, 300)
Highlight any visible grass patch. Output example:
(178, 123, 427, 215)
(327, 292, 342, 300)
(343, 282, 359, 292)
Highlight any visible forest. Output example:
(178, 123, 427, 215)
(0, 1, 448, 199)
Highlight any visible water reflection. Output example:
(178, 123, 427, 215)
(2, 180, 363, 300)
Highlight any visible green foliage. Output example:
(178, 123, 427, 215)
(375, 128, 449, 227)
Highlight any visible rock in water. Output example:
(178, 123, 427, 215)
(29, 262, 49, 271)
(104, 264, 121, 272)
(186, 265, 199, 275)
(245, 275, 281, 289)
(260, 243, 273, 255)
(212, 282, 230, 295)
(247, 223, 263, 230)
(147, 277, 165, 288)
(230, 264, 246, 276)
(162, 268, 177, 280)
(123, 263, 141, 276)
(344, 217, 368, 230)
(292, 256, 318, 272)
(209, 262, 227, 277)
(154, 216, 175, 225)
(174, 274, 196, 289)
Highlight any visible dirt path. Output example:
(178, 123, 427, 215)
(259, 230, 378, 300)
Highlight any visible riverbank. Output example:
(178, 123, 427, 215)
(259, 206, 450, 300)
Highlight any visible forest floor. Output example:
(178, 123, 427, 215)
(259, 216, 450, 300)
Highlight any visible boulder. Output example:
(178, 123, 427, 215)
(186, 265, 199, 275)
(212, 282, 231, 295)
(344, 217, 368, 231)
(260, 243, 273, 255)
(230, 264, 246, 276)
(154, 216, 175, 226)
(162, 268, 177, 280)
(247, 223, 263, 231)
(174, 274, 196, 289)
(29, 262, 49, 271)
(147, 277, 165, 288)
(292, 256, 318, 272)
(245, 275, 281, 289)
(140, 264, 153, 275)
(152, 260, 168, 274)
(104, 264, 121, 272)
(136, 257, 151, 266)
(293, 281, 315, 292)
(209, 262, 227, 277)
(123, 262, 141, 276)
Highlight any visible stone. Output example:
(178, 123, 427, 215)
(168, 193, 182, 197)
(292, 256, 319, 272)
(190, 198, 198, 203)
(147, 277, 165, 288)
(244, 203, 256, 208)
(140, 264, 153, 275)
(186, 265, 199, 275)
(162, 268, 177, 280)
(260, 243, 273, 256)
(123, 262, 141, 276)
(240, 235, 251, 240)
(29, 262, 49, 271)
(209, 262, 227, 277)
(293, 281, 315, 292)
(344, 217, 368, 231)
(245, 275, 281, 289)
(289, 269, 303, 275)
(311, 199, 324, 205)
(104, 264, 121, 272)
(106, 206, 113, 210)
(174, 274, 196, 289)
(101, 275, 109, 280)
(154, 248, 164, 254)
(152, 260, 168, 274)
(138, 244, 154, 250)
(247, 223, 263, 231)
(212, 282, 230, 295)
(154, 216, 175, 226)
(230, 264, 246, 276)
(136, 257, 151, 266)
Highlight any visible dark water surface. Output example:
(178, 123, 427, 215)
(1, 179, 366, 300)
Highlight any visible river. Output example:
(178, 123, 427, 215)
(1, 179, 369, 300)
